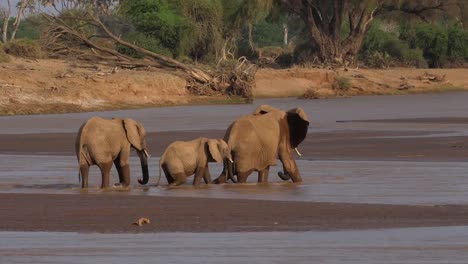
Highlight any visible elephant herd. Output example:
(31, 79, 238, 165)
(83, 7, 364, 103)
(75, 104, 310, 188)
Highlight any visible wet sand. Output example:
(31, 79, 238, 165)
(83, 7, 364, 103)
(1, 193, 468, 233)
(1, 128, 467, 161)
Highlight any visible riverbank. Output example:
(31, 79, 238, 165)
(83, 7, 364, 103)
(1, 57, 467, 115)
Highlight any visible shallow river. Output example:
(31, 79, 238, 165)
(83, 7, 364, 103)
(1, 93, 468, 263)
(1, 226, 467, 264)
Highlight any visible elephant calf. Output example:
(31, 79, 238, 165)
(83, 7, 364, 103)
(75, 116, 150, 188)
(159, 138, 233, 186)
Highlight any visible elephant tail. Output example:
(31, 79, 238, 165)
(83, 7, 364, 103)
(77, 144, 91, 184)
(79, 144, 92, 166)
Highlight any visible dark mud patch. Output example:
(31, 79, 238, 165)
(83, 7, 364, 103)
(1, 129, 467, 162)
(1, 193, 468, 233)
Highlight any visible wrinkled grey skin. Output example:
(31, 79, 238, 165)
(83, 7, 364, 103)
(75, 116, 150, 188)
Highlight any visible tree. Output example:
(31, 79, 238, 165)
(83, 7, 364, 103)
(276, 0, 446, 65)
(0, 0, 12, 43)
(1, 0, 36, 43)
(42, 0, 256, 100)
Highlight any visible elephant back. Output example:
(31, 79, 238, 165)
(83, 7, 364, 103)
(225, 114, 281, 171)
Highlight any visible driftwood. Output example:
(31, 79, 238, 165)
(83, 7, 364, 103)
(41, 11, 256, 101)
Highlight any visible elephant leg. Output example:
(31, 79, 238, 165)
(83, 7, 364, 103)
(80, 164, 89, 188)
(98, 161, 113, 188)
(203, 165, 212, 184)
(162, 165, 175, 185)
(193, 167, 205, 186)
(279, 149, 302, 183)
(170, 173, 186, 186)
(113, 159, 124, 184)
(116, 160, 130, 186)
(213, 174, 227, 184)
(237, 169, 253, 183)
(258, 166, 270, 183)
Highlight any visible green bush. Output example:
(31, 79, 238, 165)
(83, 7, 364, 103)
(0, 45, 10, 63)
(120, 0, 192, 58)
(361, 51, 394, 68)
(15, 15, 43, 40)
(334, 76, 351, 93)
(3, 39, 44, 59)
(360, 20, 420, 67)
(447, 24, 468, 59)
(380, 39, 426, 68)
(403, 23, 448, 68)
(361, 20, 397, 54)
(381, 38, 407, 60)
(403, 48, 427, 68)
(117, 31, 172, 58)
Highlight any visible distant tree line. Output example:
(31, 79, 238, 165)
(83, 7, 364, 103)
(1, 0, 467, 68)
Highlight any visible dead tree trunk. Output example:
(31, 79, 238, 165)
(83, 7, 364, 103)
(43, 12, 256, 101)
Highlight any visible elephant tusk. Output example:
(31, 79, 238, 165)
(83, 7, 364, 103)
(228, 158, 234, 163)
(143, 149, 151, 158)
(294, 148, 302, 157)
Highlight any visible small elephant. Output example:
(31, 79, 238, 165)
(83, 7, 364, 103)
(214, 104, 309, 184)
(159, 138, 233, 186)
(75, 116, 150, 188)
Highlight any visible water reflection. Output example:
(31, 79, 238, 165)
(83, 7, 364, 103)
(1, 154, 468, 205)
(1, 226, 467, 264)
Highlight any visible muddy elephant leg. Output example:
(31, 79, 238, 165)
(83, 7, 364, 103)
(193, 167, 205, 186)
(203, 165, 212, 184)
(278, 147, 302, 183)
(80, 164, 89, 188)
(213, 173, 227, 184)
(170, 173, 186, 186)
(114, 160, 130, 186)
(258, 166, 270, 183)
(162, 165, 175, 185)
(237, 169, 253, 183)
(98, 161, 113, 188)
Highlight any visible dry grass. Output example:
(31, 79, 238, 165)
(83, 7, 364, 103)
(0, 45, 10, 63)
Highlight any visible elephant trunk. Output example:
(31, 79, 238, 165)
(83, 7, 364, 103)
(138, 151, 149, 185)
(226, 159, 237, 183)
(278, 171, 291, 181)
(278, 154, 302, 183)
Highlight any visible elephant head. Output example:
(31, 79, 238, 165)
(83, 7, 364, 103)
(279, 107, 309, 181)
(207, 139, 236, 182)
(207, 139, 233, 163)
(123, 118, 150, 185)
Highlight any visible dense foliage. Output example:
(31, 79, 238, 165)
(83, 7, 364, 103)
(3, 0, 468, 68)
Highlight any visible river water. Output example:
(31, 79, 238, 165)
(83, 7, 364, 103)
(1, 92, 468, 263)
(1, 226, 467, 264)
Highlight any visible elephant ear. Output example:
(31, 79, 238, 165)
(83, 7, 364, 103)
(123, 118, 144, 151)
(286, 108, 310, 148)
(252, 104, 280, 115)
(207, 139, 223, 163)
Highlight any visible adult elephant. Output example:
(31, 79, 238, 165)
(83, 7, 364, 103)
(214, 104, 309, 184)
(75, 116, 150, 188)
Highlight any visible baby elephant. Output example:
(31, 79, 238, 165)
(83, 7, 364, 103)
(159, 138, 233, 186)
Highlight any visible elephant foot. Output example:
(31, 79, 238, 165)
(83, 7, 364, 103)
(213, 174, 227, 184)
(114, 183, 130, 188)
(278, 171, 291, 181)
